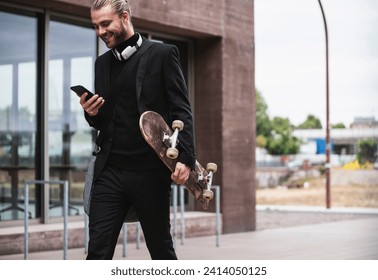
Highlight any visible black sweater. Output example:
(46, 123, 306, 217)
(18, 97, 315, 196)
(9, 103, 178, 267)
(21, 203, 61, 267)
(107, 36, 162, 171)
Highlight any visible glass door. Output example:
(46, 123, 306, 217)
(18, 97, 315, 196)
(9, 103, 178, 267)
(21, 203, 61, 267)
(0, 11, 37, 221)
(48, 19, 96, 217)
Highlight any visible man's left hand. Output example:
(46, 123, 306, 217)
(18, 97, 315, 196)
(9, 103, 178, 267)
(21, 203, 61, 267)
(171, 162, 190, 185)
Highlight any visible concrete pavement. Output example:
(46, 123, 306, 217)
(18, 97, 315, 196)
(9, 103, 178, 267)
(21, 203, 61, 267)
(1, 215, 377, 260)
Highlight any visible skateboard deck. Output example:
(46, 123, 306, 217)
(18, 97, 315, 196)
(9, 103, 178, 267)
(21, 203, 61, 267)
(139, 111, 216, 210)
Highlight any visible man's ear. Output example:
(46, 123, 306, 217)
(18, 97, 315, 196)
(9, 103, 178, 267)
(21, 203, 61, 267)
(121, 11, 130, 23)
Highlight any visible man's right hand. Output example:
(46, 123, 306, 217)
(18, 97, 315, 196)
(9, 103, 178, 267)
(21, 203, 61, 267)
(80, 93, 105, 116)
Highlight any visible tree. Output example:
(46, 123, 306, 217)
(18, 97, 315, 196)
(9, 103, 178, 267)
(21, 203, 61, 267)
(357, 139, 377, 164)
(266, 117, 301, 155)
(256, 135, 267, 148)
(255, 89, 272, 138)
(255, 90, 301, 155)
(297, 114, 322, 129)
(332, 123, 346, 129)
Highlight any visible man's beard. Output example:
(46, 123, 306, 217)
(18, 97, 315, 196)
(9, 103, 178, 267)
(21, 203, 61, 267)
(102, 26, 127, 48)
(113, 27, 127, 47)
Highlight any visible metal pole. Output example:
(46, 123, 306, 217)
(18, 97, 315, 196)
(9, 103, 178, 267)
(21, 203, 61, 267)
(214, 185, 221, 247)
(318, 0, 331, 208)
(63, 180, 68, 260)
(122, 223, 127, 257)
(136, 222, 141, 249)
(179, 186, 185, 245)
(84, 214, 89, 254)
(24, 181, 29, 260)
(172, 184, 178, 249)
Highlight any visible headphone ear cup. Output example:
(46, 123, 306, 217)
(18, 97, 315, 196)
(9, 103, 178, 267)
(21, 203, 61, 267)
(121, 46, 137, 60)
(112, 33, 142, 61)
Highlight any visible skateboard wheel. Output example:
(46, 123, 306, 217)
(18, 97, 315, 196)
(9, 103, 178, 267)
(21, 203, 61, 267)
(167, 147, 179, 159)
(206, 163, 217, 173)
(172, 120, 184, 131)
(203, 189, 214, 200)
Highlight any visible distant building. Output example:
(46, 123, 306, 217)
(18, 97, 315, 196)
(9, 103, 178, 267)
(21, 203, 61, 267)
(257, 122, 378, 170)
(293, 124, 378, 156)
(350, 117, 378, 129)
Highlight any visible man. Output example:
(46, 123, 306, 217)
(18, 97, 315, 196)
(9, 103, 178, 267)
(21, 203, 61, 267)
(79, 0, 195, 260)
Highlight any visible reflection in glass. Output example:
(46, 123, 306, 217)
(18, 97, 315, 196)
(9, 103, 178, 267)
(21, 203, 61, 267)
(0, 11, 37, 221)
(48, 20, 96, 217)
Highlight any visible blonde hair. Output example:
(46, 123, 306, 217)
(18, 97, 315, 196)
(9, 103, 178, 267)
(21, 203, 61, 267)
(91, 0, 131, 17)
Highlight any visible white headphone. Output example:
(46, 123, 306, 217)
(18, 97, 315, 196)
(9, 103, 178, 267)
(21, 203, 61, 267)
(112, 33, 143, 61)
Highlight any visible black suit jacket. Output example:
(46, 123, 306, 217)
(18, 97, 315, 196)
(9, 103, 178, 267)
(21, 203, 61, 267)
(85, 38, 196, 182)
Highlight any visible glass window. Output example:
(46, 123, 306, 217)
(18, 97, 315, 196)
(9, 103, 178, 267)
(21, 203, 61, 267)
(0, 11, 37, 221)
(48, 19, 96, 217)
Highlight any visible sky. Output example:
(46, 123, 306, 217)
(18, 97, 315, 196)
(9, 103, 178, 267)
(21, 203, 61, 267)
(254, 0, 378, 127)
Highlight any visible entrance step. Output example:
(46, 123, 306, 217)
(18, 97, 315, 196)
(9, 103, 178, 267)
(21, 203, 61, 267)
(0, 211, 221, 255)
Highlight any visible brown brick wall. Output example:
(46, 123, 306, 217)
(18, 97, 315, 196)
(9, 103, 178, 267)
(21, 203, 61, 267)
(220, 1, 256, 232)
(132, 0, 223, 37)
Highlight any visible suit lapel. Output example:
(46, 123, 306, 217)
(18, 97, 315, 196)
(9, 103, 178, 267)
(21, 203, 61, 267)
(135, 40, 153, 104)
(99, 52, 112, 99)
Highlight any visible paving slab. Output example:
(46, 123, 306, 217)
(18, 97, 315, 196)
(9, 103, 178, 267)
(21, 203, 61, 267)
(1, 216, 377, 260)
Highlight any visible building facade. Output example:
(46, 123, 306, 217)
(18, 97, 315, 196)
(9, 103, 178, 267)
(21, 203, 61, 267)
(0, 0, 256, 234)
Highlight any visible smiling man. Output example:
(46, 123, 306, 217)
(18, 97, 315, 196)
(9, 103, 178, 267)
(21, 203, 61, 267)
(78, 0, 196, 260)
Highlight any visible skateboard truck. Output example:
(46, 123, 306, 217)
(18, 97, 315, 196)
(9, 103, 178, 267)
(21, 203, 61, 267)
(200, 163, 217, 200)
(163, 120, 184, 159)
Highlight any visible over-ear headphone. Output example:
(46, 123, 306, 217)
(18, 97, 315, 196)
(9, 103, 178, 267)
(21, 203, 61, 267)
(112, 33, 143, 61)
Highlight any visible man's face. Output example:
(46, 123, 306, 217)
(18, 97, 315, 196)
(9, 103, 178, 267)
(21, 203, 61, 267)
(91, 5, 129, 49)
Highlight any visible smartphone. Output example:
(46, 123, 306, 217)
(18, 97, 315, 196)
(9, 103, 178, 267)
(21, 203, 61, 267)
(70, 85, 95, 101)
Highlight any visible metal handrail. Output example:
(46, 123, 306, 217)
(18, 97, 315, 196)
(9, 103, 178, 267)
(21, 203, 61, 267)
(23, 180, 69, 260)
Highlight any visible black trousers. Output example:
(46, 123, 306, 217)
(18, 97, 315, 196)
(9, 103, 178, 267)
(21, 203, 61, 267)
(86, 164, 177, 260)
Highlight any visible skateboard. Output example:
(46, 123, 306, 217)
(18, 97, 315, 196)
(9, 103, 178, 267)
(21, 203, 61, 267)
(139, 111, 217, 210)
